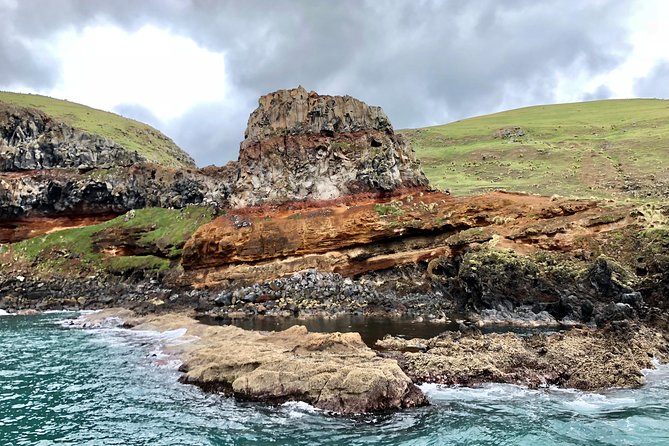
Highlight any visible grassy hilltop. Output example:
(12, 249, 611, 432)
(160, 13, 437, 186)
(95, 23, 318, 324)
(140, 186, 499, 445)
(403, 99, 669, 200)
(0, 91, 195, 168)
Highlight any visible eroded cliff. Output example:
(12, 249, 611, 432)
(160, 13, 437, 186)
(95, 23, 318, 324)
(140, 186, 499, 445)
(227, 86, 429, 207)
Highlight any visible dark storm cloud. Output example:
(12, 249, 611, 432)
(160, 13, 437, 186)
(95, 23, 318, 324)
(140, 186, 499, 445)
(0, 2, 58, 88)
(635, 60, 669, 99)
(0, 0, 634, 165)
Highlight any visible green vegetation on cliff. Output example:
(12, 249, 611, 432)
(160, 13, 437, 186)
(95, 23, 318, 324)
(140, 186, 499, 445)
(403, 99, 669, 199)
(1, 207, 216, 276)
(0, 91, 195, 168)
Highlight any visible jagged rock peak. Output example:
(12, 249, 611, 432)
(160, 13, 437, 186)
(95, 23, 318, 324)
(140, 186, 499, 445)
(230, 87, 429, 208)
(242, 86, 392, 147)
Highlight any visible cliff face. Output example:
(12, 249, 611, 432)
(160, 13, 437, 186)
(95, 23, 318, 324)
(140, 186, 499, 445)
(229, 86, 428, 207)
(0, 103, 144, 170)
(0, 166, 230, 220)
(0, 100, 234, 241)
(182, 191, 620, 281)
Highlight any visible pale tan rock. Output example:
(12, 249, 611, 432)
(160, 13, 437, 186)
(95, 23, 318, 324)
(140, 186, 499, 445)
(180, 324, 427, 413)
(378, 325, 669, 390)
(80, 310, 426, 414)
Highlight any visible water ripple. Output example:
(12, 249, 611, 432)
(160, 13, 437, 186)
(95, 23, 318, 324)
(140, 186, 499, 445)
(1, 314, 669, 445)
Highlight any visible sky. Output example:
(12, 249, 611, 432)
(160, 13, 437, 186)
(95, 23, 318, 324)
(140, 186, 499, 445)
(1, 0, 668, 166)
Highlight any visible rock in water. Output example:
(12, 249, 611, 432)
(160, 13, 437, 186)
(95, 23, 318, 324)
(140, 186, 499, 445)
(230, 86, 429, 207)
(121, 314, 428, 414)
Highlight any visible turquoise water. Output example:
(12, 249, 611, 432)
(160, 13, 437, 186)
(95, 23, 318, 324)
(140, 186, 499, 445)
(2, 313, 669, 446)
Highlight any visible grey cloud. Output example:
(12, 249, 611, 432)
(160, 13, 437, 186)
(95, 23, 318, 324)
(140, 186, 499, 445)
(635, 60, 669, 99)
(0, 0, 637, 165)
(0, 3, 59, 88)
(583, 85, 613, 101)
(163, 90, 258, 165)
(113, 103, 161, 129)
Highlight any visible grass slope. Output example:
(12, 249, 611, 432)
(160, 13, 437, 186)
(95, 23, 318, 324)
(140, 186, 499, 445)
(403, 99, 669, 200)
(0, 207, 215, 276)
(0, 91, 195, 168)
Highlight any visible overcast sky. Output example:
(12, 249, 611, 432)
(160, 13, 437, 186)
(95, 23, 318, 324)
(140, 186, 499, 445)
(1, 0, 668, 166)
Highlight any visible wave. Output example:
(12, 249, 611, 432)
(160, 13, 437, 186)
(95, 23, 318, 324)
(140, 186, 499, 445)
(59, 313, 198, 372)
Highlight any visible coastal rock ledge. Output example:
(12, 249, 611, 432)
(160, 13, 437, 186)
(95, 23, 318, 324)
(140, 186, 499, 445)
(88, 311, 427, 414)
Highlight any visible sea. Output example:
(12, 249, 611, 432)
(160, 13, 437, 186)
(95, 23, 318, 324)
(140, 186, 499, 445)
(2, 312, 669, 446)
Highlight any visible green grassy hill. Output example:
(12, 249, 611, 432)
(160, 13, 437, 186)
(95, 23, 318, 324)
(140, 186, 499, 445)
(0, 91, 195, 168)
(403, 99, 669, 200)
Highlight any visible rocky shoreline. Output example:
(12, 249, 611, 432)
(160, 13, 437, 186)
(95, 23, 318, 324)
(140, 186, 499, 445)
(55, 308, 669, 414)
(2, 87, 669, 414)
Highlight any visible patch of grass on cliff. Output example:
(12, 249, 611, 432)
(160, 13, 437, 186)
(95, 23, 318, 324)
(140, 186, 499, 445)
(374, 201, 404, 217)
(6, 207, 214, 274)
(107, 256, 171, 274)
(0, 91, 195, 168)
(120, 206, 216, 258)
(403, 99, 669, 201)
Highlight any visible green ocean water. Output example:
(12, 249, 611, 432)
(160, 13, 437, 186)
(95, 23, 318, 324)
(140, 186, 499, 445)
(2, 312, 669, 446)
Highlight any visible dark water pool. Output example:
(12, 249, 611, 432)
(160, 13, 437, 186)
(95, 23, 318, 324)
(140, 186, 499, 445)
(198, 314, 568, 347)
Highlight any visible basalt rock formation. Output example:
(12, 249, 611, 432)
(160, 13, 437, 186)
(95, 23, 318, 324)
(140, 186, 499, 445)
(0, 103, 148, 171)
(228, 86, 429, 207)
(0, 100, 234, 241)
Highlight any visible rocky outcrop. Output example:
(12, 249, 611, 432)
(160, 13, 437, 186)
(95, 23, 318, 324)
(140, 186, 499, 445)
(179, 324, 426, 413)
(0, 100, 228, 239)
(228, 87, 428, 207)
(1, 103, 157, 170)
(377, 324, 669, 390)
(182, 191, 615, 279)
(80, 311, 427, 414)
(0, 166, 229, 220)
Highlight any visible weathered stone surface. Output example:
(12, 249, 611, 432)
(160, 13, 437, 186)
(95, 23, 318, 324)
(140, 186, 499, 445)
(0, 166, 230, 221)
(378, 324, 669, 390)
(102, 312, 428, 414)
(229, 87, 428, 207)
(1, 103, 151, 170)
(181, 191, 614, 280)
(0, 101, 233, 235)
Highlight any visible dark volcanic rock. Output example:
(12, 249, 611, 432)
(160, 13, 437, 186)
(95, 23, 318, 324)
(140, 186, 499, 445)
(0, 166, 230, 220)
(1, 103, 147, 170)
(228, 86, 429, 207)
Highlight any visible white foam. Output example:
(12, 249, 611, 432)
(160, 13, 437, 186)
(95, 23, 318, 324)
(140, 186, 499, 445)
(280, 401, 320, 417)
(420, 382, 538, 402)
(0, 309, 10, 316)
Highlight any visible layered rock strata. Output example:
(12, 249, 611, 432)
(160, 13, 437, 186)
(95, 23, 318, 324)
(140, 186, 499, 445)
(0, 102, 238, 241)
(228, 86, 428, 207)
(182, 191, 621, 281)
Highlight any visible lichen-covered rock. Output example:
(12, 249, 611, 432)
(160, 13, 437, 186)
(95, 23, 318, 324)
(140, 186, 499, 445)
(229, 86, 429, 207)
(378, 324, 669, 390)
